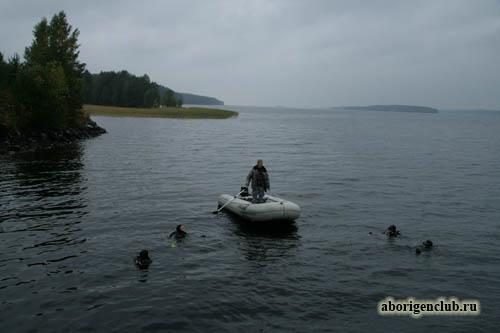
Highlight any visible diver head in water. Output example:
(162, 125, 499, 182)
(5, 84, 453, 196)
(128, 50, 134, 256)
(384, 225, 400, 237)
(423, 240, 433, 248)
(169, 224, 187, 239)
(135, 249, 152, 269)
(415, 240, 434, 255)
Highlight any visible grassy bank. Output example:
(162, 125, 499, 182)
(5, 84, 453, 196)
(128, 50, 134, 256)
(84, 104, 238, 119)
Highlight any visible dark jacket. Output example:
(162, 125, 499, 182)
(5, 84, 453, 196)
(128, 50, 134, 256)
(246, 165, 270, 190)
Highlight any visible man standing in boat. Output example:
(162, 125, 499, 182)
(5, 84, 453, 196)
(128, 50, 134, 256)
(245, 159, 270, 203)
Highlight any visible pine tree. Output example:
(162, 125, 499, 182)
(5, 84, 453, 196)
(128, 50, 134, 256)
(24, 11, 86, 126)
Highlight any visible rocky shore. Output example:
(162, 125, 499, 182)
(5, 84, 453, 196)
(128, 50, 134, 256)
(0, 118, 106, 155)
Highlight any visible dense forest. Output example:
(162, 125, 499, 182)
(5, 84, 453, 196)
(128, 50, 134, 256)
(82, 71, 182, 108)
(0, 11, 88, 136)
(82, 71, 224, 107)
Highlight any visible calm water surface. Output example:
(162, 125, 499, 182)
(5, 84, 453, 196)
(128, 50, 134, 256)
(1, 107, 500, 332)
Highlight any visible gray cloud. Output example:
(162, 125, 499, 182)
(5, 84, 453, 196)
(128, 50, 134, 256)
(1, 0, 499, 108)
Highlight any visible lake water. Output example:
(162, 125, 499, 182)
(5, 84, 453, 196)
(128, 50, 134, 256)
(1, 107, 500, 332)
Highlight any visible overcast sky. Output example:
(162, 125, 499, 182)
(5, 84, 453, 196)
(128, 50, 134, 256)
(1, 0, 499, 109)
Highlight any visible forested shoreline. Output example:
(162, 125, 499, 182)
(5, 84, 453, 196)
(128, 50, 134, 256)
(82, 70, 182, 108)
(0, 11, 219, 155)
(81, 71, 224, 108)
(0, 11, 229, 154)
(0, 11, 105, 153)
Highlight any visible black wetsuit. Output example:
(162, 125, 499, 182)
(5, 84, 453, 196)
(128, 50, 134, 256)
(169, 230, 187, 239)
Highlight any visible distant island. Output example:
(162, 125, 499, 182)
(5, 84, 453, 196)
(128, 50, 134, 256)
(334, 105, 439, 113)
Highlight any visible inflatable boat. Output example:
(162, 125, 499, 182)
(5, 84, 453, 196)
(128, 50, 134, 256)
(217, 193, 301, 222)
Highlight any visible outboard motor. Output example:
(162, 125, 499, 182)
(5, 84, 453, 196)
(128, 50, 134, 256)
(240, 186, 249, 197)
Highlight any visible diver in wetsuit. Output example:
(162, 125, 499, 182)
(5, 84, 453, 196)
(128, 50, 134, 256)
(169, 224, 187, 239)
(384, 225, 400, 237)
(135, 249, 152, 269)
(416, 240, 434, 255)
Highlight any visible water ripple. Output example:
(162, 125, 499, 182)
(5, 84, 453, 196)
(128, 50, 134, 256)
(1, 110, 500, 331)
